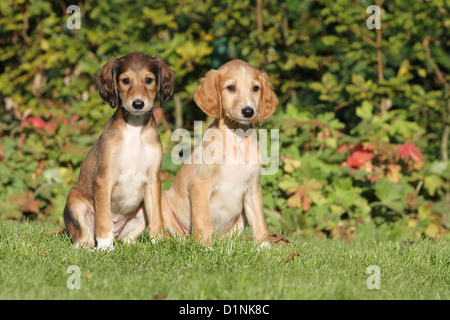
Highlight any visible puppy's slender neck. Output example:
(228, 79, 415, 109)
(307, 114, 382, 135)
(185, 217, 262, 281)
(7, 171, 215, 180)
(216, 117, 255, 132)
(117, 106, 155, 128)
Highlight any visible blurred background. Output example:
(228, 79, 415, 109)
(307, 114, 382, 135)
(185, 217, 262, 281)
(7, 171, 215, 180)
(0, 0, 449, 240)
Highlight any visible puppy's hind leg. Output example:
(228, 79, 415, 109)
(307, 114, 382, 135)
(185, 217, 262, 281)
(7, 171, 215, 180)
(117, 206, 147, 244)
(161, 190, 188, 238)
(64, 188, 95, 248)
(223, 212, 246, 239)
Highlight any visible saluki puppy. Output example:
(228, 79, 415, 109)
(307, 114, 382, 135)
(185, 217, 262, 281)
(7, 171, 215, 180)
(64, 52, 175, 249)
(162, 59, 278, 246)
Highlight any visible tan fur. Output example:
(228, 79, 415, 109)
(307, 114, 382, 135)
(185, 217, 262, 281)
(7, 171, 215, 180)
(162, 59, 278, 245)
(64, 52, 174, 249)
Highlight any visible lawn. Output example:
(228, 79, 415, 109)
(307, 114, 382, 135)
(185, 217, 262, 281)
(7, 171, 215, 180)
(0, 221, 448, 300)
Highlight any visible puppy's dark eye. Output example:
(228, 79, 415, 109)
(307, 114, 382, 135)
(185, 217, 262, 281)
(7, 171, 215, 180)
(122, 78, 130, 85)
(227, 85, 236, 92)
(145, 77, 153, 84)
(252, 85, 260, 92)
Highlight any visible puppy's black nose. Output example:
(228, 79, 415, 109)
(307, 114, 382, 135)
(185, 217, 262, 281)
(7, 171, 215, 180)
(132, 99, 145, 110)
(241, 106, 254, 118)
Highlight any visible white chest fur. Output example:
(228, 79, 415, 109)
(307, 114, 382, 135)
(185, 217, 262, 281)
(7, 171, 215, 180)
(119, 124, 153, 174)
(208, 130, 261, 231)
(111, 124, 159, 215)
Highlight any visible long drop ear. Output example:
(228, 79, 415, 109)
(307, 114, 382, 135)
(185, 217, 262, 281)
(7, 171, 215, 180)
(258, 72, 279, 123)
(154, 56, 175, 107)
(193, 69, 222, 118)
(96, 56, 119, 108)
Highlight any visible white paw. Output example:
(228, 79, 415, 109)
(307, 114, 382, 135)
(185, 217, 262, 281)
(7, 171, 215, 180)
(96, 234, 114, 251)
(94, 244, 114, 252)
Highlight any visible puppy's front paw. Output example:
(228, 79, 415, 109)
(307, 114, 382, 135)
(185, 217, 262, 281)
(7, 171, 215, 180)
(149, 231, 165, 244)
(96, 234, 114, 251)
(95, 244, 114, 252)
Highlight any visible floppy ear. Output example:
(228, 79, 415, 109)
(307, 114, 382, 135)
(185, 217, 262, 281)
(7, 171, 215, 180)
(193, 69, 222, 119)
(96, 56, 119, 108)
(258, 72, 278, 123)
(154, 56, 175, 107)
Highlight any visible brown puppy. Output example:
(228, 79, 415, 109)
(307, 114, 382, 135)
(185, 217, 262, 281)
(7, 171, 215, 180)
(162, 59, 278, 246)
(64, 52, 175, 249)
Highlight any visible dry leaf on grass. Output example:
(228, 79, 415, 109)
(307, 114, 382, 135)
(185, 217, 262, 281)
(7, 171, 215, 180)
(269, 232, 290, 246)
(44, 227, 65, 236)
(285, 248, 309, 263)
(285, 253, 299, 263)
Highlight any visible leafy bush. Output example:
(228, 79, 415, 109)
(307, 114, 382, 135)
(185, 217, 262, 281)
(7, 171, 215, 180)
(263, 103, 449, 240)
(0, 0, 449, 240)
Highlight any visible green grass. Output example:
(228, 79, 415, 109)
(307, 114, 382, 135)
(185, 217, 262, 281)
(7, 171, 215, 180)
(0, 221, 448, 300)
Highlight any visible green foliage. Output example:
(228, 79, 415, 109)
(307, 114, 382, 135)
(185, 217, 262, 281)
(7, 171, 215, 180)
(0, 0, 449, 240)
(265, 97, 450, 240)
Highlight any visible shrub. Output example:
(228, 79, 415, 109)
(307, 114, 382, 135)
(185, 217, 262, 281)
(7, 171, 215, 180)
(0, 0, 448, 240)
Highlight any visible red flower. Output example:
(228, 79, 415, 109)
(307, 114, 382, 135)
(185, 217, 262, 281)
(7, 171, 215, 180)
(398, 143, 424, 165)
(347, 150, 374, 169)
(21, 116, 46, 130)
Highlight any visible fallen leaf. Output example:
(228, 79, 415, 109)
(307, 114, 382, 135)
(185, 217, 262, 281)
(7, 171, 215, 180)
(154, 294, 167, 300)
(269, 232, 290, 246)
(285, 253, 299, 263)
(44, 227, 65, 236)
(285, 248, 309, 263)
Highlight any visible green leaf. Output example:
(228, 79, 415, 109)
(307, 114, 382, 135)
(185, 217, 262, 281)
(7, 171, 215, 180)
(278, 176, 300, 193)
(321, 35, 339, 46)
(356, 101, 373, 119)
(374, 178, 413, 212)
(424, 175, 443, 196)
